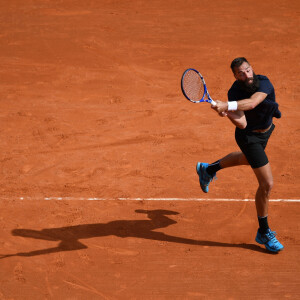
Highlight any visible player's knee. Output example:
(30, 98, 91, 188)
(260, 179, 273, 195)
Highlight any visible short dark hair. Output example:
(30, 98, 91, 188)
(230, 57, 249, 73)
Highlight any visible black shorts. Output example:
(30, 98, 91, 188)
(235, 124, 275, 169)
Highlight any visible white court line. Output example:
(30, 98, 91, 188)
(13, 197, 300, 202)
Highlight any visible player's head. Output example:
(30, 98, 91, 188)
(230, 57, 250, 73)
(231, 57, 259, 93)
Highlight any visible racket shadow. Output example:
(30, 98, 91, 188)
(2, 209, 269, 258)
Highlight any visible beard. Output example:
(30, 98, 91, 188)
(238, 72, 260, 94)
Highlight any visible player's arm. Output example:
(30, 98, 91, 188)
(226, 110, 247, 129)
(216, 109, 247, 129)
(214, 91, 268, 113)
(235, 92, 267, 110)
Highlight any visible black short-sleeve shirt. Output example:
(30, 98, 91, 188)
(227, 75, 281, 131)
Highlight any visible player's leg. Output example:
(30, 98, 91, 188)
(253, 163, 284, 252)
(219, 151, 249, 168)
(196, 126, 251, 193)
(196, 151, 248, 193)
(251, 159, 284, 252)
(252, 162, 273, 217)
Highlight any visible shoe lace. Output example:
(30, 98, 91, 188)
(265, 230, 278, 242)
(209, 173, 217, 183)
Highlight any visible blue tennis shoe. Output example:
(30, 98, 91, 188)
(255, 229, 284, 252)
(196, 162, 216, 193)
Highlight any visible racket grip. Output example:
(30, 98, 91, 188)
(211, 100, 216, 106)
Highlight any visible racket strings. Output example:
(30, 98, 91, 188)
(182, 70, 204, 101)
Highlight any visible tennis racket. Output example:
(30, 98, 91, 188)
(181, 68, 216, 105)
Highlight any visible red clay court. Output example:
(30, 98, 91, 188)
(0, 0, 299, 299)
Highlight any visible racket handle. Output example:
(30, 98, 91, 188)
(211, 100, 216, 106)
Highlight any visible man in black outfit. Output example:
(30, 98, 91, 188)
(196, 57, 284, 252)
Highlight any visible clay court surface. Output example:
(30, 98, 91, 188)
(0, 0, 299, 299)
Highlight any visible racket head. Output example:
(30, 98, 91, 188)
(181, 68, 206, 103)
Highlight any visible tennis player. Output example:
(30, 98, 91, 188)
(196, 57, 284, 252)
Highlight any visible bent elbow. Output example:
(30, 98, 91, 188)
(237, 124, 246, 129)
(237, 121, 247, 129)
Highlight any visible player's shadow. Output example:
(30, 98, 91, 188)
(1, 209, 268, 258)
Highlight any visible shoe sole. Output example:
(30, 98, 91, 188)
(196, 163, 208, 193)
(255, 237, 284, 252)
